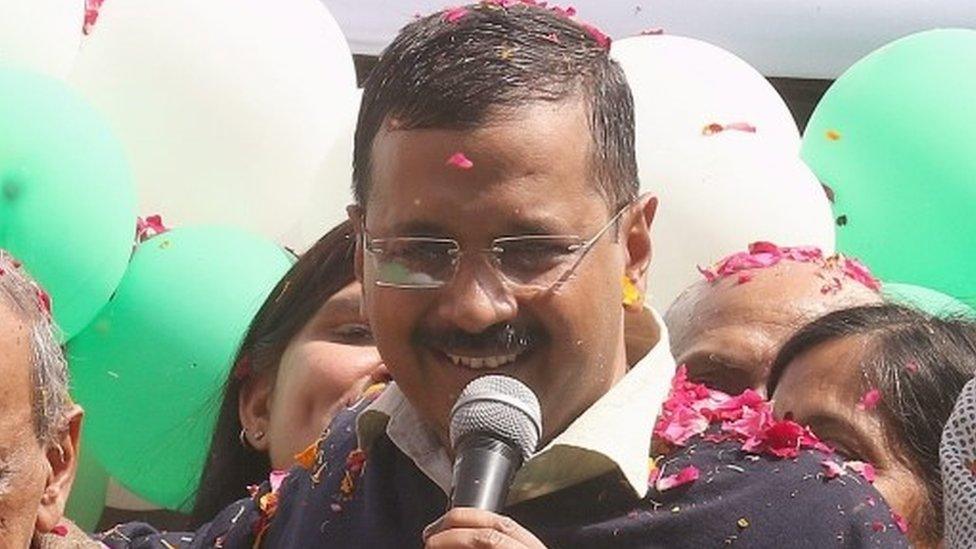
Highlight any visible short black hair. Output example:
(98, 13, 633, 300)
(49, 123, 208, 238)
(353, 2, 637, 211)
(768, 304, 976, 545)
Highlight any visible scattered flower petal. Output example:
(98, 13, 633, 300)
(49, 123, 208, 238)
(892, 512, 909, 534)
(857, 388, 882, 411)
(842, 257, 882, 291)
(51, 524, 69, 537)
(294, 442, 317, 470)
(866, 496, 877, 507)
(966, 458, 976, 477)
(655, 465, 699, 492)
(737, 272, 754, 285)
(446, 152, 474, 170)
(872, 521, 885, 532)
(845, 461, 876, 483)
(905, 361, 919, 374)
(269, 469, 289, 493)
(442, 6, 469, 23)
(821, 460, 845, 479)
(83, 0, 105, 35)
(581, 22, 611, 49)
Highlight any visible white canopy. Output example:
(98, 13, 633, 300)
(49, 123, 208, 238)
(322, 0, 976, 78)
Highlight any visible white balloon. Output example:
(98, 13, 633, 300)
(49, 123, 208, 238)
(611, 34, 800, 166)
(0, 0, 84, 77)
(68, 0, 357, 249)
(645, 135, 835, 310)
(283, 88, 360, 251)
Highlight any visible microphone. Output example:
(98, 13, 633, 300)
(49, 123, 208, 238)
(448, 375, 542, 511)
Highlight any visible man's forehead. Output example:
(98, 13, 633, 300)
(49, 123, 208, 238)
(363, 100, 605, 234)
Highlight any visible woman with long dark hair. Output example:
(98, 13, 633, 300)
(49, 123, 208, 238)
(190, 220, 388, 525)
(768, 304, 976, 548)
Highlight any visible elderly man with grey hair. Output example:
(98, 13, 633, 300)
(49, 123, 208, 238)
(0, 251, 92, 548)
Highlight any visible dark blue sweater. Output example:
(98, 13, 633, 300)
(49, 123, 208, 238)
(99, 404, 909, 548)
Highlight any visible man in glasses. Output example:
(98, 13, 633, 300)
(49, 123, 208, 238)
(108, 3, 908, 547)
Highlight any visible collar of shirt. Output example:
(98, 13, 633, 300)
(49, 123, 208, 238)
(356, 307, 675, 506)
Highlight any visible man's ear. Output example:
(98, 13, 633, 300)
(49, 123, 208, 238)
(35, 404, 83, 533)
(238, 374, 273, 452)
(623, 193, 658, 306)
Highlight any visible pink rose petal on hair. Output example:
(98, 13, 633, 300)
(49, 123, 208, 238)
(550, 5, 576, 17)
(51, 524, 69, 537)
(821, 460, 845, 479)
(892, 511, 909, 534)
(905, 361, 919, 374)
(269, 469, 290, 492)
(580, 22, 611, 49)
(857, 388, 881, 411)
(655, 465, 699, 492)
(442, 6, 469, 23)
(842, 257, 881, 291)
(697, 265, 718, 283)
(866, 496, 877, 507)
(446, 152, 474, 170)
(844, 461, 876, 483)
(871, 521, 885, 532)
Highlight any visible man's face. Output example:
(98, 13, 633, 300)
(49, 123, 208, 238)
(666, 261, 882, 396)
(0, 305, 49, 547)
(355, 100, 649, 449)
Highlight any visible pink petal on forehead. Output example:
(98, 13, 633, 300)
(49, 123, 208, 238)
(445, 152, 474, 170)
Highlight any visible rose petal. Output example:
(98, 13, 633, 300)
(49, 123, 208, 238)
(821, 460, 845, 479)
(442, 6, 469, 23)
(844, 460, 876, 483)
(445, 152, 474, 170)
(842, 257, 881, 291)
(655, 465, 699, 492)
(724, 122, 757, 133)
(51, 524, 69, 537)
(892, 512, 909, 534)
(269, 469, 289, 492)
(857, 388, 882, 411)
(580, 22, 611, 49)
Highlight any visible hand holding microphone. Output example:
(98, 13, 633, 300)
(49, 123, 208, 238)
(423, 375, 547, 548)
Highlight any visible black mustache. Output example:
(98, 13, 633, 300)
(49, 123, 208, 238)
(418, 323, 540, 354)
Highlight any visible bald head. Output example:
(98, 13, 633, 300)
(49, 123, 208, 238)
(665, 255, 882, 395)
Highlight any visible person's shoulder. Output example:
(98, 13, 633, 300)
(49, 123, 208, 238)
(640, 436, 909, 548)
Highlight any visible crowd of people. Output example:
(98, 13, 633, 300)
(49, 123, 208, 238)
(4, 2, 975, 547)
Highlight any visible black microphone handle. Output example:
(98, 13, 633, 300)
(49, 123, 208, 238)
(450, 433, 524, 512)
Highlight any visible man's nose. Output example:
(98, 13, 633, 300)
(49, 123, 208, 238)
(435, 254, 518, 335)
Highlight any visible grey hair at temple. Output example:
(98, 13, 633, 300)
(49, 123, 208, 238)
(0, 251, 70, 446)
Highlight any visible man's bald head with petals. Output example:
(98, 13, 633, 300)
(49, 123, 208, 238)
(664, 243, 883, 396)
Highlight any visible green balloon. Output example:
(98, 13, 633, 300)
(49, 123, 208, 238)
(802, 29, 976, 309)
(0, 68, 136, 339)
(64, 438, 109, 531)
(68, 226, 292, 510)
(883, 282, 976, 319)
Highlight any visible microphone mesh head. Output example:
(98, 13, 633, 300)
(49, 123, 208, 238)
(450, 375, 542, 461)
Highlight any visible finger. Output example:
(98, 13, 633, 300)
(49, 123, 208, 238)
(423, 509, 544, 548)
(424, 527, 524, 549)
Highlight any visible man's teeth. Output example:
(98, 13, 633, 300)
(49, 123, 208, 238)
(446, 353, 519, 369)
